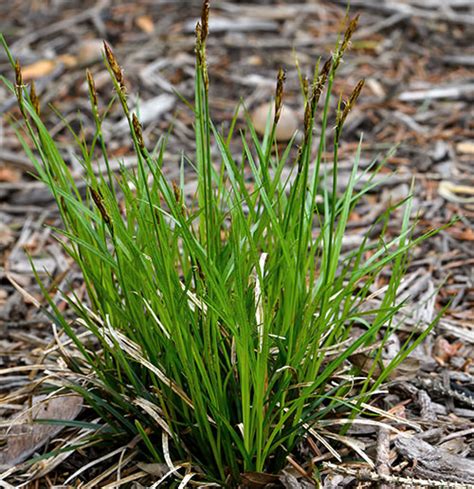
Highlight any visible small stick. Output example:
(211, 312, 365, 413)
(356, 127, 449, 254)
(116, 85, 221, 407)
(376, 426, 392, 489)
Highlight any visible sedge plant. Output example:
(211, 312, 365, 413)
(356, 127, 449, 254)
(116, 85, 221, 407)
(1, 2, 444, 485)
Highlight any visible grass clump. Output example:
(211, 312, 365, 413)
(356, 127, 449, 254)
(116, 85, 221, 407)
(2, 2, 443, 486)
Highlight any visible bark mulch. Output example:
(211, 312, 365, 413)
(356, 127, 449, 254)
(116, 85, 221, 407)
(0, 0, 473, 487)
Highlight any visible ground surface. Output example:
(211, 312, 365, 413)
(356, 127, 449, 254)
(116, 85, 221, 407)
(0, 0, 473, 487)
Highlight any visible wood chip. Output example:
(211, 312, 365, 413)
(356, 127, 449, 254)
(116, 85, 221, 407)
(21, 60, 57, 81)
(395, 435, 474, 483)
(135, 15, 154, 33)
(0, 394, 83, 468)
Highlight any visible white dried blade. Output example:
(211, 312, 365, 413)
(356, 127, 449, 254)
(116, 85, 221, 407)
(64, 442, 132, 485)
(317, 417, 401, 433)
(0, 470, 16, 488)
(162, 432, 175, 472)
(307, 426, 341, 462)
(101, 469, 149, 488)
(179, 280, 208, 314)
(101, 470, 149, 489)
(25, 421, 96, 481)
(133, 397, 172, 436)
(178, 472, 196, 488)
(0, 364, 49, 376)
(319, 428, 374, 468)
(45, 322, 95, 356)
(253, 253, 267, 352)
(5, 270, 41, 308)
(81, 449, 138, 489)
(141, 297, 170, 339)
(148, 463, 185, 489)
(101, 316, 195, 410)
(360, 402, 421, 431)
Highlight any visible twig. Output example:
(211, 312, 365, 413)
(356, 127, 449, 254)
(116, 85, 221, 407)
(323, 462, 473, 488)
(398, 84, 474, 102)
(376, 427, 391, 489)
(10, 0, 110, 49)
(328, 0, 474, 26)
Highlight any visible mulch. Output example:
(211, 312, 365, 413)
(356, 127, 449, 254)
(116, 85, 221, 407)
(0, 0, 473, 487)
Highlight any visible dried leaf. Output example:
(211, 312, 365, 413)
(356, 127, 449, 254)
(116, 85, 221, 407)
(57, 54, 77, 68)
(349, 352, 421, 380)
(240, 472, 280, 487)
(433, 336, 463, 364)
(135, 15, 154, 33)
(21, 60, 56, 81)
(448, 227, 474, 241)
(0, 166, 21, 182)
(457, 141, 474, 155)
(137, 462, 168, 477)
(279, 472, 303, 489)
(438, 181, 474, 204)
(0, 394, 83, 467)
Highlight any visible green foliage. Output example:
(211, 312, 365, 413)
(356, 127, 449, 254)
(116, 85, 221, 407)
(1, 4, 443, 485)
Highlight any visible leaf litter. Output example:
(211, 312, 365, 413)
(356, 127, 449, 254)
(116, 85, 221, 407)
(0, 0, 473, 486)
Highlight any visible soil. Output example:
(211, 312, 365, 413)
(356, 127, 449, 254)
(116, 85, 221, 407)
(0, 0, 473, 487)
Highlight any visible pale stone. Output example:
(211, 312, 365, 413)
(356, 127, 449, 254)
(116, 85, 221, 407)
(251, 102, 298, 142)
(77, 39, 104, 65)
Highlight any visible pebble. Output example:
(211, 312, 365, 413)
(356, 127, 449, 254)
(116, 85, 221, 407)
(251, 102, 298, 142)
(77, 39, 104, 66)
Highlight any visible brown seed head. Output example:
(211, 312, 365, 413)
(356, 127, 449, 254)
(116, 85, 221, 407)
(195, 22, 206, 70)
(274, 68, 286, 124)
(90, 187, 111, 225)
(303, 100, 312, 140)
(29, 80, 40, 116)
(341, 14, 360, 54)
(14, 59, 23, 88)
(336, 79, 365, 136)
(86, 69, 98, 108)
(333, 14, 360, 71)
(302, 76, 309, 100)
(172, 181, 181, 204)
(347, 79, 365, 108)
(200, 0, 210, 44)
(195, 17, 209, 93)
(319, 56, 332, 83)
(103, 41, 125, 90)
(343, 78, 365, 117)
(14, 59, 24, 105)
(303, 57, 332, 141)
(195, 21, 202, 44)
(132, 113, 145, 150)
(310, 56, 332, 111)
(296, 145, 304, 173)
